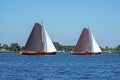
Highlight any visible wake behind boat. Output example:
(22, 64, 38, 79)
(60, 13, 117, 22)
(20, 22, 57, 55)
(71, 28, 102, 55)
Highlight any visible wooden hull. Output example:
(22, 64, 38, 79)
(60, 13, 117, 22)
(20, 51, 57, 55)
(70, 51, 101, 55)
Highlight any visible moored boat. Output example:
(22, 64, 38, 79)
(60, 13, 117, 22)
(71, 28, 102, 55)
(20, 22, 57, 55)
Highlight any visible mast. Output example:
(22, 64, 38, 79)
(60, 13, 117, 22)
(41, 21, 44, 52)
(88, 27, 91, 52)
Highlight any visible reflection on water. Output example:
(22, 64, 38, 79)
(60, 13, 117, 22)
(0, 52, 120, 80)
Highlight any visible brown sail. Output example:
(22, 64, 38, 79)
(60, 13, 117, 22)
(71, 28, 91, 55)
(25, 23, 43, 51)
(20, 23, 43, 55)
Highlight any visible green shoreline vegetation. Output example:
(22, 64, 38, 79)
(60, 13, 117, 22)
(0, 42, 120, 53)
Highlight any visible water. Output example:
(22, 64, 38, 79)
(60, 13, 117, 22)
(0, 52, 120, 80)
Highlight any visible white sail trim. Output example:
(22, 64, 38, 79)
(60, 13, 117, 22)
(43, 26, 57, 52)
(90, 32, 102, 53)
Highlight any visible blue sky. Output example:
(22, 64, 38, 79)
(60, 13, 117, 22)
(0, 0, 120, 47)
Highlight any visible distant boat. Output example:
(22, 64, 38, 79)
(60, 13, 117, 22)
(20, 22, 57, 55)
(71, 28, 102, 55)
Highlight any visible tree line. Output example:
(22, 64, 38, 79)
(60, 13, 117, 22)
(53, 42, 75, 52)
(0, 42, 120, 53)
(0, 42, 75, 52)
(101, 45, 120, 53)
(0, 43, 23, 52)
(0, 42, 74, 52)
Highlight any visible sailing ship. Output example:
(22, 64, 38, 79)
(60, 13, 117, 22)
(20, 22, 57, 55)
(71, 28, 102, 55)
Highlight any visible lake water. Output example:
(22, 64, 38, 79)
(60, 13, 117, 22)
(0, 52, 120, 80)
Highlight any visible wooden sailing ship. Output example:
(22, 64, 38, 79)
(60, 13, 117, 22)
(71, 28, 102, 55)
(20, 22, 57, 55)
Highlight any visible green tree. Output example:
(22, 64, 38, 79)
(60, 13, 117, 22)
(0, 43, 2, 49)
(2, 44, 9, 50)
(116, 45, 120, 52)
(9, 43, 21, 52)
(105, 46, 109, 50)
(53, 42, 75, 51)
(53, 42, 62, 50)
(21, 46, 25, 50)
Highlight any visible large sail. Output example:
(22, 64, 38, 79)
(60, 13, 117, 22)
(43, 26, 57, 52)
(90, 32, 102, 53)
(74, 28, 90, 52)
(24, 23, 43, 51)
